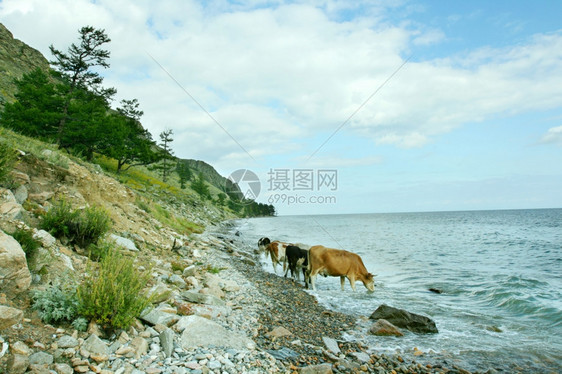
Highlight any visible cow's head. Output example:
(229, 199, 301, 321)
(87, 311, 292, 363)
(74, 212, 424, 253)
(258, 237, 271, 252)
(364, 273, 375, 292)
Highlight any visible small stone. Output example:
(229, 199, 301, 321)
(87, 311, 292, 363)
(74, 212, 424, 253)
(58, 335, 79, 348)
(266, 326, 293, 338)
(11, 341, 31, 355)
(54, 363, 73, 374)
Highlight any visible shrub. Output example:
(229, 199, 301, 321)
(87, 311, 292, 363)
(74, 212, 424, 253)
(32, 284, 79, 325)
(73, 205, 112, 247)
(77, 248, 152, 331)
(135, 198, 151, 213)
(86, 241, 113, 262)
(12, 228, 41, 258)
(0, 142, 17, 187)
(40, 199, 111, 247)
(40, 199, 75, 239)
(71, 317, 88, 332)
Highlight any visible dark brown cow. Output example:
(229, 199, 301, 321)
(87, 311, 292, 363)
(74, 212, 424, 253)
(307, 245, 375, 292)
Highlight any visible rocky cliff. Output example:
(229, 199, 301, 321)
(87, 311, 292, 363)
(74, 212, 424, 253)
(0, 23, 49, 109)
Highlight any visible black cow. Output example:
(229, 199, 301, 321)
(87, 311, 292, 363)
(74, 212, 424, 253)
(284, 245, 309, 287)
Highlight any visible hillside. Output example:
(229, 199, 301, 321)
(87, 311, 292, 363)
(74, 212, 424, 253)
(0, 24, 49, 110)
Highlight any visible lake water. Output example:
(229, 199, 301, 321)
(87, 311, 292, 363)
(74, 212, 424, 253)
(233, 209, 562, 372)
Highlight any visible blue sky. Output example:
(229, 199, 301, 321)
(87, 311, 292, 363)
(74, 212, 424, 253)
(1, 0, 561, 215)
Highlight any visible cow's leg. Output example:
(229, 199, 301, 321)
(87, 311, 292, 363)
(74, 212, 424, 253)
(349, 276, 357, 291)
(340, 276, 346, 291)
(270, 251, 278, 273)
(310, 271, 317, 290)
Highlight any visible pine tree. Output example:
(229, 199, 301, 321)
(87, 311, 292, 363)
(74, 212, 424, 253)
(157, 129, 175, 182)
(49, 26, 116, 144)
(0, 68, 63, 139)
(98, 99, 160, 172)
(176, 161, 193, 189)
(191, 172, 211, 200)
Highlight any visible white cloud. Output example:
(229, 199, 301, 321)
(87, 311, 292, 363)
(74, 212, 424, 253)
(540, 125, 562, 145)
(1, 0, 562, 170)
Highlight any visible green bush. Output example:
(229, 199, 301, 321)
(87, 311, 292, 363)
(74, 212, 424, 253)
(86, 241, 112, 262)
(32, 284, 79, 325)
(73, 205, 112, 247)
(40, 199, 76, 239)
(77, 248, 152, 331)
(12, 228, 41, 258)
(40, 199, 111, 247)
(0, 142, 17, 187)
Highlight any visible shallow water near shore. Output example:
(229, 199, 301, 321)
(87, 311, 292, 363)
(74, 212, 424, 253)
(234, 208, 562, 372)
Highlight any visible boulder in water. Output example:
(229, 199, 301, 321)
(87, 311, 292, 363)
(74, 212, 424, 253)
(369, 304, 438, 334)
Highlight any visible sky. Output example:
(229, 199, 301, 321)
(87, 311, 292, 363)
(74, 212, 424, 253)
(1, 0, 561, 215)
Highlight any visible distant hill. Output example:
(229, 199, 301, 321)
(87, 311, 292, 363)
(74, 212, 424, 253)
(0, 23, 49, 109)
(178, 158, 241, 196)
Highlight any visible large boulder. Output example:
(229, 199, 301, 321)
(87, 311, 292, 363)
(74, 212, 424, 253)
(0, 189, 24, 220)
(179, 315, 255, 350)
(369, 304, 438, 334)
(0, 231, 31, 297)
(0, 305, 24, 329)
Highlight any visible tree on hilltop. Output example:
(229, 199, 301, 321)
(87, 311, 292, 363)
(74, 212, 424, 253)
(49, 26, 116, 144)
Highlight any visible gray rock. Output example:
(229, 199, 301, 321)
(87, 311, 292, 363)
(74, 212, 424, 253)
(82, 334, 109, 358)
(300, 363, 333, 374)
(140, 308, 180, 326)
(182, 265, 196, 277)
(350, 351, 371, 363)
(0, 188, 24, 220)
(369, 304, 438, 334)
(0, 231, 31, 297)
(180, 291, 226, 306)
(169, 274, 186, 288)
(58, 335, 79, 348)
(369, 318, 404, 336)
(131, 337, 148, 359)
(13, 185, 28, 204)
(29, 351, 54, 365)
(7, 353, 29, 374)
(159, 328, 175, 358)
(109, 234, 138, 251)
(179, 315, 255, 350)
(54, 363, 73, 374)
(32, 229, 56, 248)
(147, 283, 173, 304)
(0, 305, 24, 330)
(322, 336, 340, 355)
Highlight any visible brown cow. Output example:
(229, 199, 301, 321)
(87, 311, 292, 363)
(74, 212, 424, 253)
(307, 245, 375, 292)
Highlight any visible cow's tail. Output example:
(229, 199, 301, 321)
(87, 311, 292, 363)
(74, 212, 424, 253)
(304, 248, 312, 289)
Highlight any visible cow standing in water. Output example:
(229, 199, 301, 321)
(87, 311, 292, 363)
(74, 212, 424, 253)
(258, 238, 292, 274)
(284, 245, 309, 286)
(306, 245, 375, 292)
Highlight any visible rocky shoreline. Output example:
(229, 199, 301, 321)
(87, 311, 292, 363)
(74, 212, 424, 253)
(2, 219, 485, 374)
